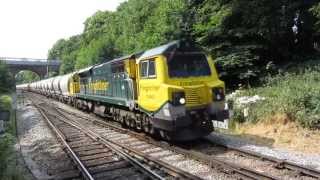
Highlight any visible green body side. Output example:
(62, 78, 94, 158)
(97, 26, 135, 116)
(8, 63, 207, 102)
(76, 60, 134, 107)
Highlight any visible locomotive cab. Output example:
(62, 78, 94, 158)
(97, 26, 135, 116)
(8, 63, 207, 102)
(136, 41, 228, 141)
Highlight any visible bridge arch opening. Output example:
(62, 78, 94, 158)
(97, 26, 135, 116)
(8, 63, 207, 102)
(15, 70, 40, 85)
(1, 58, 61, 80)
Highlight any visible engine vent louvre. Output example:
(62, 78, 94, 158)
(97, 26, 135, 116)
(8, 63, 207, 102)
(185, 88, 201, 106)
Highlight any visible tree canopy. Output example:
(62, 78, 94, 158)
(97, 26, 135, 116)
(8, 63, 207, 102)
(0, 61, 14, 93)
(15, 71, 40, 85)
(48, 0, 320, 87)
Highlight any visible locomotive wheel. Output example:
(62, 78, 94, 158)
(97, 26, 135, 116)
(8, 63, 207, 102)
(135, 118, 142, 132)
(119, 116, 126, 128)
(149, 126, 160, 138)
(90, 103, 95, 113)
(113, 113, 119, 122)
(143, 124, 150, 133)
(125, 116, 131, 128)
(149, 126, 154, 135)
(77, 101, 82, 110)
(130, 119, 136, 129)
(87, 102, 94, 112)
(142, 116, 150, 133)
(159, 130, 172, 141)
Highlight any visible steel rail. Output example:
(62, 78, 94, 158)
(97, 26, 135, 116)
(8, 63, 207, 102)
(212, 142, 320, 179)
(54, 107, 202, 180)
(31, 93, 284, 180)
(35, 104, 95, 180)
(62, 108, 279, 180)
(38, 104, 166, 180)
(174, 147, 280, 180)
(38, 94, 320, 180)
(55, 114, 165, 180)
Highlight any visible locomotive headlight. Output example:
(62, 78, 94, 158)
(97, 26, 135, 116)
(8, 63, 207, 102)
(212, 87, 225, 101)
(172, 92, 186, 106)
(216, 94, 222, 100)
(179, 97, 186, 105)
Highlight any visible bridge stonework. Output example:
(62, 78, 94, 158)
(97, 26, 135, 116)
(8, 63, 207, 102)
(0, 57, 61, 79)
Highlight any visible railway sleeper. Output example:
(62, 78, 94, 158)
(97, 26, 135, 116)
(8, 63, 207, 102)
(88, 161, 131, 174)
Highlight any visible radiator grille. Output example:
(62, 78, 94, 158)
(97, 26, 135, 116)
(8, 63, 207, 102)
(185, 88, 202, 106)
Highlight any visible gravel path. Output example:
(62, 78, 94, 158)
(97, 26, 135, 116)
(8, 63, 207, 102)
(206, 132, 320, 171)
(16, 99, 75, 179)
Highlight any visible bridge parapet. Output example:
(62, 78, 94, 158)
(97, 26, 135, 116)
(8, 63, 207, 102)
(0, 57, 60, 65)
(0, 57, 61, 79)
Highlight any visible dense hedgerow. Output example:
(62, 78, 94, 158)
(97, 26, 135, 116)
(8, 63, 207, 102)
(231, 61, 320, 128)
(0, 95, 12, 111)
(0, 133, 15, 178)
(0, 61, 15, 93)
(0, 95, 24, 180)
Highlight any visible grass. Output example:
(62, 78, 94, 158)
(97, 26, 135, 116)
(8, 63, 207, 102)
(0, 94, 24, 180)
(226, 60, 320, 153)
(230, 60, 320, 129)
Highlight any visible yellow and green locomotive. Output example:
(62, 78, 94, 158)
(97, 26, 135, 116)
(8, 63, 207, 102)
(24, 40, 228, 141)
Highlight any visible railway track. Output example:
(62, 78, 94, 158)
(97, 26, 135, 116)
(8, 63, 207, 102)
(54, 105, 283, 180)
(48, 101, 278, 179)
(58, 102, 320, 180)
(80, 113, 320, 179)
(33, 101, 201, 180)
(202, 140, 320, 179)
(27, 92, 320, 180)
(176, 139, 319, 180)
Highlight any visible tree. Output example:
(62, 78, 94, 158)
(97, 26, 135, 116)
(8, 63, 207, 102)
(15, 71, 40, 84)
(75, 36, 120, 69)
(136, 0, 188, 50)
(193, 0, 318, 86)
(310, 2, 320, 45)
(48, 35, 81, 74)
(48, 0, 320, 87)
(0, 61, 14, 92)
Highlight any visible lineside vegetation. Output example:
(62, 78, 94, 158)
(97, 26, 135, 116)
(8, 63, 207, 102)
(48, 0, 320, 86)
(0, 95, 24, 180)
(231, 60, 320, 129)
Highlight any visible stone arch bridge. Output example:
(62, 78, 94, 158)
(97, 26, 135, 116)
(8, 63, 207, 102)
(0, 57, 61, 79)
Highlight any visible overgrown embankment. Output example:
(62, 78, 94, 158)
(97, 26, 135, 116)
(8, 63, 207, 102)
(228, 60, 320, 153)
(0, 94, 24, 180)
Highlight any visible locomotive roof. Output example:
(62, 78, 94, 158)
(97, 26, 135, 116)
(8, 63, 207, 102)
(92, 52, 144, 70)
(77, 66, 94, 76)
(77, 53, 141, 76)
(104, 51, 144, 64)
(76, 40, 195, 75)
(137, 40, 179, 62)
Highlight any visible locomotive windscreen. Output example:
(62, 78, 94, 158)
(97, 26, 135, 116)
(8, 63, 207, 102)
(167, 52, 211, 78)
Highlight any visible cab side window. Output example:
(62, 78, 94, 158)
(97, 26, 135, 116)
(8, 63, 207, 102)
(140, 61, 149, 78)
(148, 60, 156, 77)
(140, 59, 156, 78)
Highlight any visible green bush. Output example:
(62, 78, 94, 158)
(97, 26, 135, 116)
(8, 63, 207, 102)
(0, 95, 12, 111)
(0, 95, 24, 180)
(0, 61, 14, 93)
(234, 65, 320, 128)
(0, 133, 15, 178)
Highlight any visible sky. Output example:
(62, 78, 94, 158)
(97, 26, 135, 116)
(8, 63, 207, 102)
(0, 0, 126, 59)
